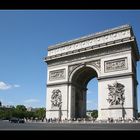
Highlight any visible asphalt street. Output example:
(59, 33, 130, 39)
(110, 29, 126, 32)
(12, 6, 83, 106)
(0, 120, 140, 130)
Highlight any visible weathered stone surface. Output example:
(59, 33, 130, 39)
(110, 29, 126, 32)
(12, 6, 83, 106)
(44, 24, 139, 120)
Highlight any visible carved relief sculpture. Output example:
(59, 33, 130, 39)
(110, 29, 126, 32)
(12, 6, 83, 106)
(49, 69, 65, 81)
(107, 81, 125, 106)
(68, 64, 81, 76)
(45, 25, 139, 120)
(51, 89, 62, 108)
(68, 60, 101, 76)
(105, 57, 127, 73)
(87, 60, 101, 71)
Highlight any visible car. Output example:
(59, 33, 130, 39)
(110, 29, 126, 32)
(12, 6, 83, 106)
(18, 119, 25, 123)
(9, 118, 25, 123)
(9, 117, 19, 123)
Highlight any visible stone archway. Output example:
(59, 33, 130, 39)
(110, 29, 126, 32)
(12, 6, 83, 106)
(44, 25, 139, 120)
(69, 65, 98, 119)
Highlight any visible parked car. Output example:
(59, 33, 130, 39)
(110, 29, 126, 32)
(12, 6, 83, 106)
(9, 117, 19, 123)
(18, 119, 25, 123)
(9, 117, 25, 123)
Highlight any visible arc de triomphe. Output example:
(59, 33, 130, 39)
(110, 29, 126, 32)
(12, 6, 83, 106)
(44, 25, 139, 120)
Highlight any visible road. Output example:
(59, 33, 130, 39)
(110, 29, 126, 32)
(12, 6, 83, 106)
(0, 120, 140, 130)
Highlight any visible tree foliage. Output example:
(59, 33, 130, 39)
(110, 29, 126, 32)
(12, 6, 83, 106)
(0, 105, 46, 120)
(16, 105, 27, 112)
(35, 108, 46, 120)
(91, 110, 98, 118)
(0, 107, 15, 120)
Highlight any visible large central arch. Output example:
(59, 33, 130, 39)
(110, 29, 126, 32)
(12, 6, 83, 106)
(44, 25, 139, 120)
(69, 65, 98, 118)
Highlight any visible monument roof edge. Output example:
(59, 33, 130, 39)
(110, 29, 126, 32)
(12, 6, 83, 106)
(48, 24, 131, 51)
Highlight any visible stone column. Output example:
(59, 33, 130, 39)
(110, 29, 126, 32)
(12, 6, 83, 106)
(68, 85, 71, 119)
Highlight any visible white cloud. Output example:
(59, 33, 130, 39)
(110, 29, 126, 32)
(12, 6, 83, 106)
(0, 81, 20, 90)
(24, 99, 39, 103)
(14, 84, 20, 88)
(0, 82, 12, 90)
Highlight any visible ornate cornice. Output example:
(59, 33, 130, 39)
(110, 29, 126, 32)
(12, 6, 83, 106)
(45, 38, 135, 62)
(46, 25, 132, 57)
(47, 43, 131, 66)
(48, 24, 131, 51)
(45, 25, 139, 63)
(98, 72, 134, 80)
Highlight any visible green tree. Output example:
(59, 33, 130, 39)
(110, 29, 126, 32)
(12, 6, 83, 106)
(0, 107, 15, 120)
(16, 105, 27, 112)
(35, 108, 46, 120)
(0, 105, 46, 120)
(91, 110, 98, 118)
(25, 111, 36, 120)
(0, 108, 5, 119)
(13, 105, 27, 119)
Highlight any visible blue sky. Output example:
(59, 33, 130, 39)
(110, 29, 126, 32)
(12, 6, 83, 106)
(0, 10, 140, 111)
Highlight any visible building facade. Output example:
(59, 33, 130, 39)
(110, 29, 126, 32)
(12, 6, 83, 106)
(44, 25, 139, 120)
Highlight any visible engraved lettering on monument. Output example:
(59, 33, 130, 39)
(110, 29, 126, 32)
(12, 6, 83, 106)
(51, 89, 62, 108)
(49, 69, 65, 81)
(104, 57, 127, 73)
(107, 81, 125, 106)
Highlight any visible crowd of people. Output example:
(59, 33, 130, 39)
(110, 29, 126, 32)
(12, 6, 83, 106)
(24, 117, 140, 123)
